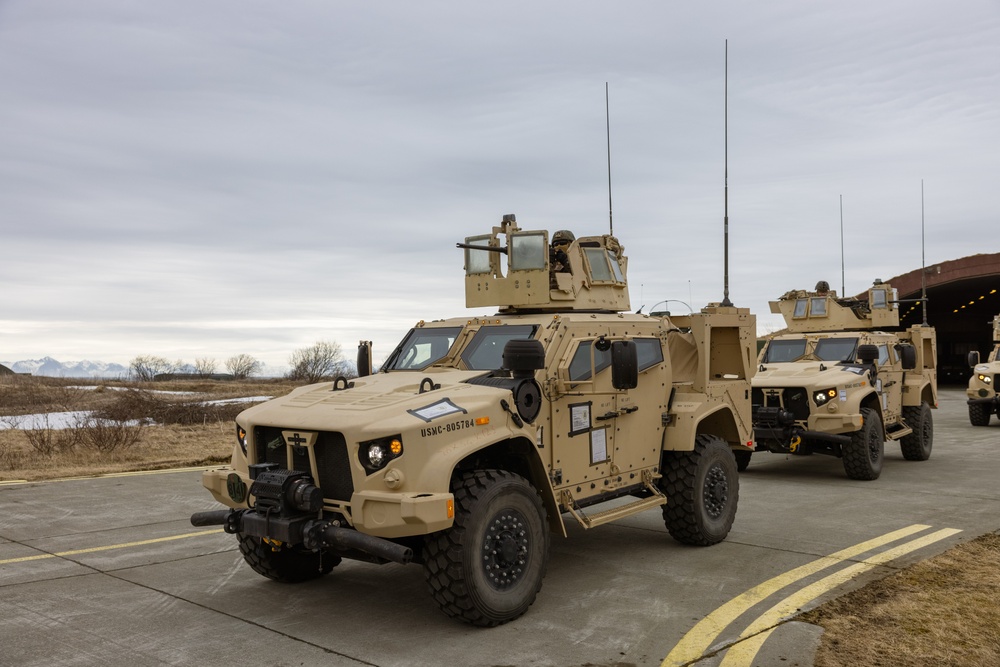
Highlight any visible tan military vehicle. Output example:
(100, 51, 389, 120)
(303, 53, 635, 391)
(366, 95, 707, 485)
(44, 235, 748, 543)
(192, 214, 756, 626)
(966, 314, 1000, 426)
(751, 281, 937, 480)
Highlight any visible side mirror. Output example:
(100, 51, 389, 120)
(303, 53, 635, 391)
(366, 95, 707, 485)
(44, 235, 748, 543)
(503, 339, 546, 378)
(898, 344, 917, 370)
(968, 350, 981, 368)
(858, 344, 879, 365)
(611, 340, 638, 390)
(357, 340, 373, 377)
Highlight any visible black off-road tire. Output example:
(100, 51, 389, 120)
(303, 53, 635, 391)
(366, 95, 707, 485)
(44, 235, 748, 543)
(969, 402, 991, 427)
(237, 532, 339, 583)
(659, 434, 740, 546)
(422, 470, 549, 627)
(843, 408, 884, 480)
(733, 450, 752, 472)
(900, 402, 933, 461)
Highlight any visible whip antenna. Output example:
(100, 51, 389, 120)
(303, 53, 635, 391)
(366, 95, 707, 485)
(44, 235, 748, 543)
(840, 194, 845, 295)
(921, 179, 928, 325)
(606, 82, 613, 236)
(721, 40, 733, 306)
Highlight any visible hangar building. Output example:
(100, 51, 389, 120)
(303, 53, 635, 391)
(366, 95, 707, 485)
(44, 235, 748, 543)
(878, 252, 1000, 384)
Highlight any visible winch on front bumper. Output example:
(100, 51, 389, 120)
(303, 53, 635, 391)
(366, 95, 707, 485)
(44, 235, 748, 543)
(191, 465, 414, 565)
(752, 405, 852, 453)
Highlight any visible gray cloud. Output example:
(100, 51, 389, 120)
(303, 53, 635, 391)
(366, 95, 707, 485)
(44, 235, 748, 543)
(1, 0, 997, 369)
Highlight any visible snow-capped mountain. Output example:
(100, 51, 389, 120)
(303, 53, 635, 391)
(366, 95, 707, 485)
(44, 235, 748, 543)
(0, 357, 129, 378)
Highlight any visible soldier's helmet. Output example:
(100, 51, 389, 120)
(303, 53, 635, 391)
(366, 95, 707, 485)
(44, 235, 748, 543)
(552, 230, 575, 248)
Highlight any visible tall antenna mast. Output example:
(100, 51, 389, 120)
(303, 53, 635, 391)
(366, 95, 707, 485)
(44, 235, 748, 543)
(840, 194, 845, 295)
(921, 179, 928, 325)
(721, 40, 733, 307)
(606, 82, 613, 236)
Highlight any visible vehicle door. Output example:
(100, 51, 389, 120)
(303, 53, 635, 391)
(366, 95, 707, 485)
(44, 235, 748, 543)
(609, 336, 668, 482)
(548, 327, 616, 492)
(876, 341, 904, 426)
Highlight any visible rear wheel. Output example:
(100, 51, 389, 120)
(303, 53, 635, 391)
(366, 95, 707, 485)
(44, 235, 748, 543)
(843, 408, 883, 480)
(423, 470, 549, 627)
(237, 532, 339, 583)
(659, 434, 739, 545)
(969, 403, 991, 427)
(900, 402, 933, 461)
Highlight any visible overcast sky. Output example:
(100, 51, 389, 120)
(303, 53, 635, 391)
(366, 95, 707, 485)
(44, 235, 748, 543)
(2, 1, 998, 372)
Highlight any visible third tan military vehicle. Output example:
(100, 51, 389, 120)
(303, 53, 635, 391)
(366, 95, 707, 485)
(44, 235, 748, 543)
(750, 281, 937, 480)
(192, 214, 756, 626)
(966, 314, 1000, 426)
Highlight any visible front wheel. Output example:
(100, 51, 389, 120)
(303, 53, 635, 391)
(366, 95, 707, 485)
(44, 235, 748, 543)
(660, 434, 740, 546)
(423, 470, 549, 627)
(969, 402, 991, 427)
(843, 408, 884, 480)
(900, 402, 933, 461)
(236, 532, 339, 583)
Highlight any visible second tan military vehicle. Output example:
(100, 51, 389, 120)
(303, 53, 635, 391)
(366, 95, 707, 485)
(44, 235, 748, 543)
(966, 314, 1000, 426)
(192, 215, 756, 626)
(751, 281, 937, 480)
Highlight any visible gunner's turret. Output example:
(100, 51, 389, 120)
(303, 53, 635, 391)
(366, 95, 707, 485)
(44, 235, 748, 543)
(770, 280, 899, 333)
(458, 214, 630, 313)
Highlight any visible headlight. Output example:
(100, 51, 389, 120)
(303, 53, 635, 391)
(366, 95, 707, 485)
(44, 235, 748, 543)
(236, 424, 248, 455)
(978, 374, 992, 385)
(814, 388, 838, 406)
(359, 435, 404, 474)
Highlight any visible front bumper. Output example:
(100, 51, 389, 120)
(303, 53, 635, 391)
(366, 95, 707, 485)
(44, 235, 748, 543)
(201, 467, 454, 538)
(753, 407, 859, 452)
(966, 390, 1000, 406)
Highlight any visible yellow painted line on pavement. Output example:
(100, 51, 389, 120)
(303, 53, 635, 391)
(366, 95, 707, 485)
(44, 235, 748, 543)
(0, 529, 224, 565)
(0, 466, 217, 486)
(661, 523, 932, 667)
(717, 527, 962, 667)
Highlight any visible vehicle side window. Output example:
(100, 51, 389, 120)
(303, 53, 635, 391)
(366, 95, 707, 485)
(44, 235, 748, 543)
(635, 338, 664, 372)
(568, 341, 612, 382)
(878, 344, 891, 366)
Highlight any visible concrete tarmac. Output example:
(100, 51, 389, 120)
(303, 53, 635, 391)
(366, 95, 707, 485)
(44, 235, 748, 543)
(1, 387, 997, 666)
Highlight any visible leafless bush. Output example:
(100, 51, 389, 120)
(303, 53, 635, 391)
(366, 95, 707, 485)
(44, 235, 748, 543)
(0, 436, 25, 470)
(129, 355, 175, 382)
(76, 416, 145, 453)
(288, 341, 348, 383)
(94, 388, 159, 422)
(226, 354, 261, 380)
(152, 401, 246, 425)
(17, 414, 81, 457)
(194, 357, 218, 377)
(93, 388, 250, 426)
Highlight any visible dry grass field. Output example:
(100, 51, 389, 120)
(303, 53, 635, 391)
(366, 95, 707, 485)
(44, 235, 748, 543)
(0, 374, 298, 481)
(1, 374, 997, 665)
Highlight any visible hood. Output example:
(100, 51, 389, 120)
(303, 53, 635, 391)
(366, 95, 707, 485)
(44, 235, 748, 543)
(753, 361, 862, 386)
(236, 369, 511, 435)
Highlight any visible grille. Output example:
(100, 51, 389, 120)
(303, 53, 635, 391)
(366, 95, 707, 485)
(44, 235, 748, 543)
(254, 427, 354, 502)
(783, 388, 810, 421)
(751, 387, 810, 421)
